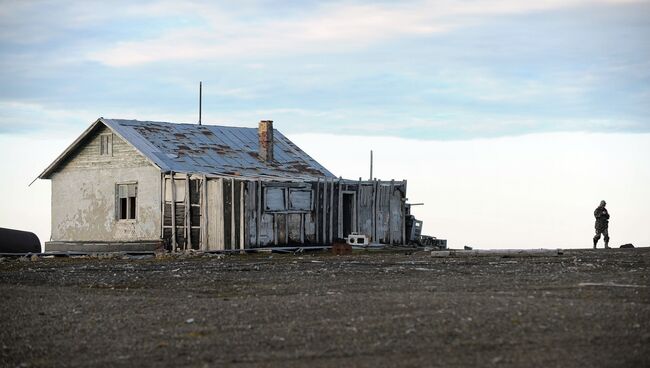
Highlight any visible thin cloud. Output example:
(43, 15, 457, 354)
(85, 0, 639, 67)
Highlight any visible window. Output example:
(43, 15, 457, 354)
(264, 186, 313, 212)
(265, 187, 286, 211)
(100, 134, 112, 156)
(288, 189, 312, 211)
(117, 183, 137, 220)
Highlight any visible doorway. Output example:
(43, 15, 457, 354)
(341, 191, 356, 238)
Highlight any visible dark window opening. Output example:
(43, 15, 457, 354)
(129, 197, 136, 219)
(120, 198, 128, 219)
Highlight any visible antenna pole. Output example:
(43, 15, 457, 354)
(198, 81, 202, 125)
(369, 150, 373, 180)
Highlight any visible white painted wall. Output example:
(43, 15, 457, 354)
(50, 166, 161, 241)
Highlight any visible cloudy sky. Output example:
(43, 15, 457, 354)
(1, 0, 649, 248)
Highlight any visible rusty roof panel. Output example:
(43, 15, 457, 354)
(101, 118, 335, 180)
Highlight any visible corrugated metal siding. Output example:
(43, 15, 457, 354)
(102, 119, 335, 180)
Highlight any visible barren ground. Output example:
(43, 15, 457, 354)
(1, 248, 649, 367)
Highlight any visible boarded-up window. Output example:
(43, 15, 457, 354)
(265, 187, 286, 211)
(117, 183, 137, 220)
(289, 189, 312, 211)
(100, 133, 113, 156)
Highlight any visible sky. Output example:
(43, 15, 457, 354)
(0, 0, 649, 249)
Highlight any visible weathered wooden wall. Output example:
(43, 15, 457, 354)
(161, 176, 406, 250)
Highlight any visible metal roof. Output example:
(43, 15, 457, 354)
(39, 118, 336, 181)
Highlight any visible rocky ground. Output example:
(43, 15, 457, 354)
(0, 247, 648, 368)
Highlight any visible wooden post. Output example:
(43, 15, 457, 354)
(273, 214, 278, 246)
(337, 178, 342, 239)
(256, 180, 261, 247)
(300, 213, 305, 244)
(160, 173, 165, 239)
(185, 174, 191, 250)
(231, 178, 235, 249)
(240, 182, 245, 250)
(322, 178, 327, 244)
(329, 178, 334, 243)
(170, 172, 177, 251)
(201, 175, 208, 251)
(357, 177, 362, 234)
(401, 179, 408, 244)
(372, 179, 377, 243)
(315, 178, 320, 244)
(388, 179, 394, 245)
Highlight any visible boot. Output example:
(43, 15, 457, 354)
(605, 241, 610, 249)
(593, 238, 597, 249)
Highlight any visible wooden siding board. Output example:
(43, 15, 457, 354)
(223, 179, 232, 250)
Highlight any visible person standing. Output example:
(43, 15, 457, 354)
(593, 200, 610, 249)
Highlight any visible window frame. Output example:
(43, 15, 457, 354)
(263, 185, 314, 213)
(288, 188, 312, 211)
(264, 187, 286, 212)
(116, 182, 138, 221)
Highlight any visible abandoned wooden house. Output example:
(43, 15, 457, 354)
(38, 118, 408, 252)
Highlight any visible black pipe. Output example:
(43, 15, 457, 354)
(0, 227, 41, 253)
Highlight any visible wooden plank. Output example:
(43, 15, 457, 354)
(277, 214, 287, 245)
(185, 174, 191, 250)
(273, 214, 278, 245)
(160, 173, 165, 239)
(207, 178, 224, 250)
(388, 179, 394, 245)
(357, 177, 361, 235)
(402, 180, 407, 245)
(329, 178, 334, 244)
(171, 172, 177, 251)
(231, 178, 235, 249)
(257, 180, 261, 247)
(300, 213, 305, 244)
(314, 178, 320, 244)
(201, 175, 208, 250)
(337, 178, 342, 239)
(372, 179, 377, 242)
(240, 181, 245, 250)
(322, 178, 327, 244)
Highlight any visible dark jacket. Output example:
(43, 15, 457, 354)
(594, 206, 610, 230)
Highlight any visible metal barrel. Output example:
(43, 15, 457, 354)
(0, 227, 41, 253)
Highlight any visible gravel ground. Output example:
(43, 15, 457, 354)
(0, 248, 648, 368)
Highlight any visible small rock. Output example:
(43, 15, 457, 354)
(620, 243, 634, 249)
(186, 318, 195, 324)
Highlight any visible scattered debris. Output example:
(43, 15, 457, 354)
(346, 233, 369, 246)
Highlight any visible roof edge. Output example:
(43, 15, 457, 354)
(37, 118, 105, 180)
(36, 117, 163, 180)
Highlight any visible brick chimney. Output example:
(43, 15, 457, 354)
(258, 120, 274, 162)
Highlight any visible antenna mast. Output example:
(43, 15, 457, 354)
(198, 81, 202, 125)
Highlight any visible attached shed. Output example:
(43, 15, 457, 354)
(38, 118, 407, 252)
